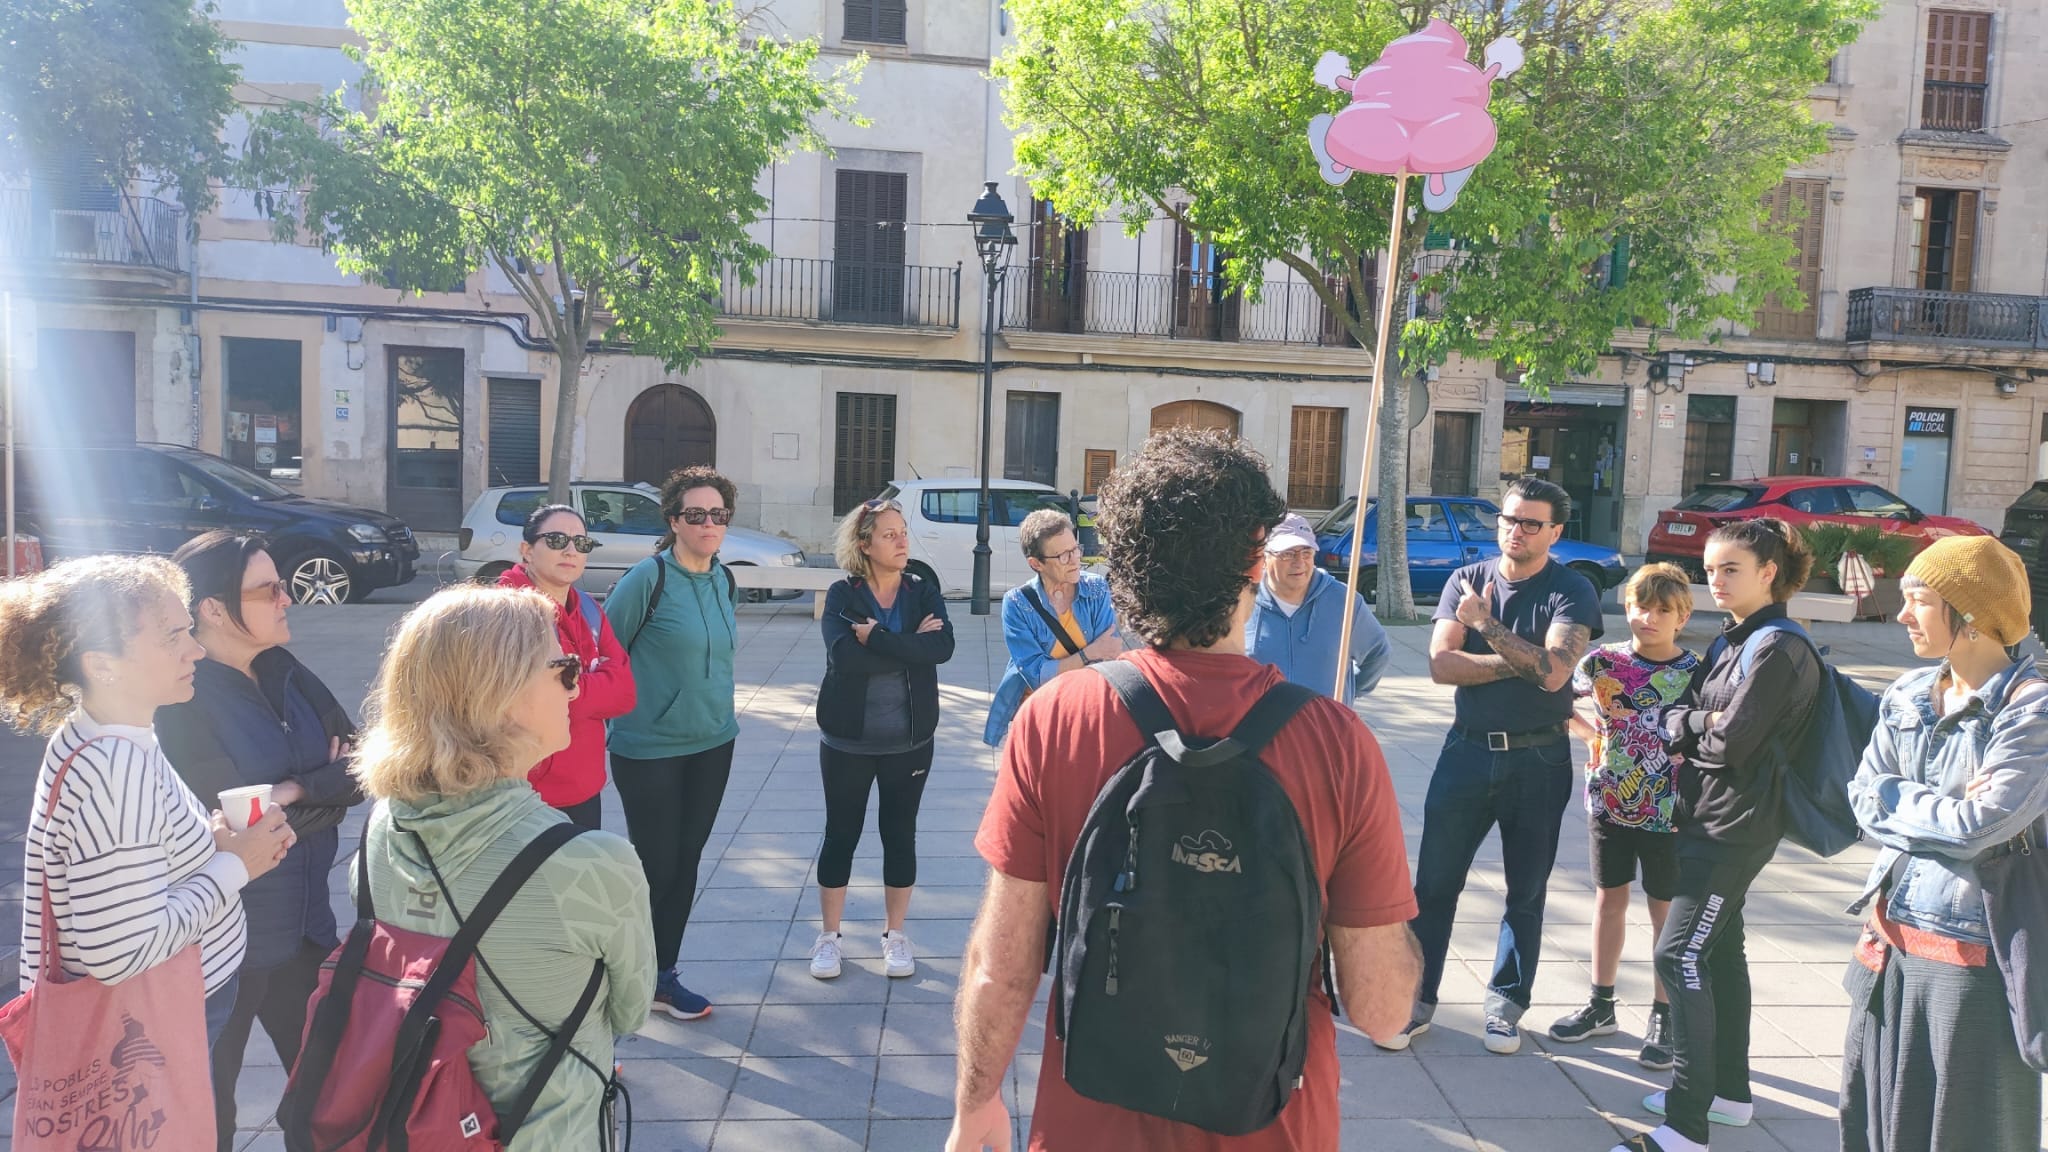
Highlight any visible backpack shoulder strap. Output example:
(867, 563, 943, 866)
(626, 555, 668, 654)
(1021, 585, 1086, 656)
(573, 586, 603, 640)
(1226, 681, 1320, 760)
(720, 560, 737, 604)
(497, 961, 606, 1140)
(1736, 617, 1809, 679)
(1090, 660, 1180, 750)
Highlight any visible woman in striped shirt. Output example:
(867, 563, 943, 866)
(0, 555, 295, 1052)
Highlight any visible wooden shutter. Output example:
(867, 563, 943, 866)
(833, 392, 896, 514)
(1925, 10, 1990, 83)
(1170, 217, 1194, 335)
(834, 170, 906, 324)
(1287, 407, 1345, 509)
(1952, 189, 1978, 294)
(844, 0, 873, 41)
(1756, 178, 1826, 338)
(876, 0, 907, 43)
(1083, 449, 1116, 495)
(486, 378, 542, 485)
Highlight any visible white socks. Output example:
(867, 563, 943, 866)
(1706, 1097, 1754, 1126)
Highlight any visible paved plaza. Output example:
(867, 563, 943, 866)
(0, 598, 2040, 1151)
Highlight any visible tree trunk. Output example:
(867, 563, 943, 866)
(547, 339, 581, 505)
(1377, 368, 1418, 619)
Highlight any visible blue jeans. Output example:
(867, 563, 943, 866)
(1410, 731, 1575, 1023)
(203, 972, 240, 1054)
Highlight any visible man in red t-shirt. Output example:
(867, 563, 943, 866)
(948, 428, 1422, 1152)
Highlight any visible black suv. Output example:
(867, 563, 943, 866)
(9, 443, 419, 603)
(2001, 481, 2048, 645)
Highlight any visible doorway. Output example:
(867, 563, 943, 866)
(1502, 400, 1625, 548)
(1897, 405, 1954, 514)
(1431, 411, 1477, 495)
(1004, 391, 1059, 488)
(387, 347, 465, 531)
(625, 384, 715, 489)
(1769, 398, 1845, 477)
(1150, 400, 1241, 436)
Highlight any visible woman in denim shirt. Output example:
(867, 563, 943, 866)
(1841, 536, 2048, 1152)
(982, 509, 1121, 747)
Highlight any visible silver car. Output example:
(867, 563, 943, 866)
(454, 483, 807, 601)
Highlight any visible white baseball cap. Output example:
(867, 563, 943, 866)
(1264, 513, 1319, 554)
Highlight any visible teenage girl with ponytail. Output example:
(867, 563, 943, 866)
(1612, 518, 1822, 1152)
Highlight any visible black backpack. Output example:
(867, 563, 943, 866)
(1052, 661, 1323, 1136)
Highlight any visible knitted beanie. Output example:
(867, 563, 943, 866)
(1903, 535, 2032, 646)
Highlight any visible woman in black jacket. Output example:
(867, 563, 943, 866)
(808, 499, 954, 983)
(1615, 518, 1821, 1152)
(157, 531, 363, 1152)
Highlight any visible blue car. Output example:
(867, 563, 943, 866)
(1311, 495, 1627, 602)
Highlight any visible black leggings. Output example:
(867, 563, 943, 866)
(817, 742, 933, 889)
(1654, 848, 1772, 1145)
(211, 940, 328, 1152)
(612, 741, 736, 973)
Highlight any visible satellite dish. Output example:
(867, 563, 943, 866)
(1407, 375, 1431, 430)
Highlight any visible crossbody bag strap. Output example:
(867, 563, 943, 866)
(33, 734, 138, 986)
(1021, 585, 1087, 657)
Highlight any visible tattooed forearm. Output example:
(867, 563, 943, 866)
(1476, 615, 1555, 685)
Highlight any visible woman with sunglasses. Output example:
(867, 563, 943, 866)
(808, 499, 955, 982)
(496, 504, 636, 831)
(157, 531, 361, 1151)
(603, 465, 741, 1022)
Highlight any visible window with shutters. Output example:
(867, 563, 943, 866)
(1082, 450, 1116, 496)
(1922, 10, 1990, 132)
(833, 170, 909, 325)
(1026, 199, 1087, 333)
(1907, 187, 1979, 337)
(1288, 407, 1345, 510)
(1755, 178, 1827, 339)
(1170, 218, 1241, 341)
(833, 392, 897, 514)
(224, 338, 304, 481)
(1320, 256, 1376, 348)
(844, 0, 908, 45)
(486, 378, 542, 486)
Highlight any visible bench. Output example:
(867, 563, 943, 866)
(731, 564, 845, 619)
(1687, 584, 1858, 625)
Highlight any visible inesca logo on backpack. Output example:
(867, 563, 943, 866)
(1051, 661, 1323, 1136)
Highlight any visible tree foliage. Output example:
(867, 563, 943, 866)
(242, 0, 856, 500)
(0, 0, 241, 212)
(998, 0, 1870, 615)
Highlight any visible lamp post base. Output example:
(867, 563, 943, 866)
(971, 545, 992, 615)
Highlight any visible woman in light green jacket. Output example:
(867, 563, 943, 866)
(353, 585, 655, 1149)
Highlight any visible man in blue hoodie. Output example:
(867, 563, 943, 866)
(1247, 513, 1390, 700)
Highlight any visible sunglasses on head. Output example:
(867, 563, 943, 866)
(860, 498, 901, 520)
(673, 507, 733, 526)
(533, 531, 600, 554)
(546, 652, 582, 691)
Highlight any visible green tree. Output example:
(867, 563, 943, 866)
(999, 0, 1869, 617)
(242, 0, 857, 501)
(0, 0, 240, 213)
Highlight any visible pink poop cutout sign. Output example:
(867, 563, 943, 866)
(1308, 19, 1523, 211)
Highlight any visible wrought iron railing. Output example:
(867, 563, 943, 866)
(999, 263, 1358, 345)
(0, 189, 185, 274)
(1921, 80, 1988, 132)
(1846, 286, 2044, 347)
(716, 256, 959, 329)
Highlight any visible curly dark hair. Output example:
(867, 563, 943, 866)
(1096, 427, 1286, 649)
(656, 465, 739, 550)
(0, 556, 189, 735)
(1708, 516, 1813, 602)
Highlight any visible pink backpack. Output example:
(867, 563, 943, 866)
(279, 822, 606, 1151)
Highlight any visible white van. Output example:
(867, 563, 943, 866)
(872, 478, 1076, 597)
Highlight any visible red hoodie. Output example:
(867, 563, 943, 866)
(498, 565, 636, 807)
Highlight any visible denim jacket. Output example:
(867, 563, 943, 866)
(983, 573, 1118, 747)
(1847, 655, 2048, 946)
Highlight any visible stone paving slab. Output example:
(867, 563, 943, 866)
(2, 601, 2043, 1151)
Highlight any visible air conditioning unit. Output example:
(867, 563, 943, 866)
(48, 210, 108, 259)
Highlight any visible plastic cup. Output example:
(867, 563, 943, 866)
(219, 784, 274, 831)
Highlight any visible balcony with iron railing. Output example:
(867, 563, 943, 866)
(1846, 286, 2045, 348)
(1921, 80, 1988, 132)
(0, 189, 185, 276)
(715, 256, 959, 329)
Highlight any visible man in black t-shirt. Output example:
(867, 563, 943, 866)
(1375, 478, 1604, 1056)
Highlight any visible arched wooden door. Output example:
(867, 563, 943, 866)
(625, 384, 715, 487)
(1150, 399, 1241, 436)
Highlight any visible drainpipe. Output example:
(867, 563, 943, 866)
(186, 216, 201, 448)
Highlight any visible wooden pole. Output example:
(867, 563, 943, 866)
(1332, 171, 1410, 699)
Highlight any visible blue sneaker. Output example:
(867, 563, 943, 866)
(652, 969, 711, 1021)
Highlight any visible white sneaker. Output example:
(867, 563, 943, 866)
(1482, 1014, 1522, 1055)
(882, 930, 916, 978)
(809, 932, 843, 980)
(1643, 1090, 1754, 1127)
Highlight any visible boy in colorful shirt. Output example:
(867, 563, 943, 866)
(1549, 563, 1701, 1069)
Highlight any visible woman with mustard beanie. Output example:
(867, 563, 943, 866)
(1841, 535, 2048, 1152)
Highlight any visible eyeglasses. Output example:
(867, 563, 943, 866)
(860, 498, 902, 519)
(1491, 514, 1556, 536)
(1036, 547, 1081, 565)
(240, 579, 289, 603)
(534, 531, 601, 554)
(546, 653, 582, 691)
(673, 507, 733, 526)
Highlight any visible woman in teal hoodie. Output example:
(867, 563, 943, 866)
(603, 465, 740, 1022)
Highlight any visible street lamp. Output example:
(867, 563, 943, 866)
(967, 181, 1016, 615)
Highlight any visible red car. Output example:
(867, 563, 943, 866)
(1646, 476, 1989, 579)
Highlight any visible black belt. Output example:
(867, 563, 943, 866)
(1452, 723, 1568, 752)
